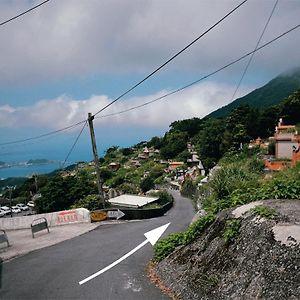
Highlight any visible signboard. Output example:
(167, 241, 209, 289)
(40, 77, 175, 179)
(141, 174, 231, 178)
(57, 210, 78, 224)
(90, 211, 107, 222)
(107, 209, 125, 220)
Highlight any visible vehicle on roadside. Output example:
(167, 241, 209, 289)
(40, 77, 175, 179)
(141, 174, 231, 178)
(12, 206, 21, 214)
(27, 201, 35, 207)
(1, 206, 11, 215)
(0, 209, 5, 217)
(16, 203, 29, 211)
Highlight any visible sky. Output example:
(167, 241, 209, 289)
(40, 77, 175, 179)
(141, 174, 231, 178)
(0, 0, 300, 165)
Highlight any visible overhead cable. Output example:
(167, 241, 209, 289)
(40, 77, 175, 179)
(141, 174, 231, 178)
(95, 22, 300, 120)
(0, 120, 86, 146)
(61, 120, 87, 168)
(93, 0, 249, 117)
(1, 22, 299, 147)
(0, 0, 51, 27)
(230, 0, 279, 102)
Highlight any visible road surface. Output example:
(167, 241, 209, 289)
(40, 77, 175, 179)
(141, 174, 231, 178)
(0, 191, 195, 299)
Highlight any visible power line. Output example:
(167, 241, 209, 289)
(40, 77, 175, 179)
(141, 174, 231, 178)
(1, 22, 299, 147)
(93, 0, 249, 117)
(61, 120, 87, 168)
(95, 22, 300, 120)
(230, 0, 279, 102)
(0, 0, 51, 27)
(0, 0, 248, 147)
(0, 120, 86, 146)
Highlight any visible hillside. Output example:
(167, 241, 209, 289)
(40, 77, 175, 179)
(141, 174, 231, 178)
(208, 67, 300, 118)
(154, 200, 300, 299)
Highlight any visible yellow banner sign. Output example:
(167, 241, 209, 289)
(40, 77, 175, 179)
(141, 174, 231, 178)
(91, 210, 107, 222)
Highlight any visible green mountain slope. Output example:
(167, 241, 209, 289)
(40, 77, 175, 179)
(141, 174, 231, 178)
(208, 67, 300, 118)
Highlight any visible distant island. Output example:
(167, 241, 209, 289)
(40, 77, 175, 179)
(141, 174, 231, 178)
(0, 159, 57, 170)
(27, 159, 52, 165)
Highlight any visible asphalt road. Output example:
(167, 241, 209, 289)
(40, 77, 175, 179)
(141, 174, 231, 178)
(0, 190, 195, 300)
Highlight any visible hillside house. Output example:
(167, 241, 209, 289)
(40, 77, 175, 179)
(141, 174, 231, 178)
(264, 118, 300, 171)
(275, 118, 299, 159)
(168, 161, 185, 171)
(109, 162, 120, 171)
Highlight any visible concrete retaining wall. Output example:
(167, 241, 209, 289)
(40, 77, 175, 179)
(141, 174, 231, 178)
(99, 200, 173, 220)
(0, 208, 90, 230)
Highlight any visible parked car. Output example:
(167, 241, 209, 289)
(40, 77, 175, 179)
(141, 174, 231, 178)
(27, 201, 35, 208)
(1, 206, 11, 215)
(12, 206, 21, 214)
(0, 209, 6, 217)
(16, 203, 29, 211)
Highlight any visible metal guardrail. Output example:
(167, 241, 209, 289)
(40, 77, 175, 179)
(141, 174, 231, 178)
(0, 229, 9, 247)
(31, 217, 50, 238)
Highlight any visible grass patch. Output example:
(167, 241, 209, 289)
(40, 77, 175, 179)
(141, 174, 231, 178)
(154, 214, 215, 261)
(223, 219, 241, 243)
(250, 205, 278, 219)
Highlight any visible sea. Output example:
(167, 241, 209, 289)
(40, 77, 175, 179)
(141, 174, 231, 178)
(0, 125, 162, 179)
(0, 162, 62, 179)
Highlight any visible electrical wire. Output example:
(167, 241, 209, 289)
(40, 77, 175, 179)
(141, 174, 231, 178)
(61, 120, 87, 168)
(230, 0, 279, 102)
(0, 120, 86, 146)
(93, 0, 248, 117)
(0, 0, 248, 146)
(1, 22, 299, 147)
(0, 0, 51, 27)
(95, 23, 300, 120)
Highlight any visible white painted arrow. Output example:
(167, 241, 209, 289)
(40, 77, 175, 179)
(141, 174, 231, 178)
(79, 222, 170, 285)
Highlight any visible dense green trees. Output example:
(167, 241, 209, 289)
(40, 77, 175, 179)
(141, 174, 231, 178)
(160, 131, 188, 159)
(194, 118, 224, 169)
(169, 117, 203, 137)
(35, 170, 97, 213)
(140, 176, 155, 193)
(279, 90, 300, 125)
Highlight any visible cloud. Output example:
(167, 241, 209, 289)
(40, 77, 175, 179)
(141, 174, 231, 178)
(0, 0, 299, 85)
(0, 81, 252, 130)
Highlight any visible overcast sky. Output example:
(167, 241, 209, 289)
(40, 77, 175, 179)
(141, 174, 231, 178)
(0, 0, 300, 162)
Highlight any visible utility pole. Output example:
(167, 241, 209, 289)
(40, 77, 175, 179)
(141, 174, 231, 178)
(88, 113, 105, 207)
(34, 174, 38, 194)
(7, 186, 15, 218)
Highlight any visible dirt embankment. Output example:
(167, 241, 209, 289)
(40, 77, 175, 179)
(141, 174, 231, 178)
(154, 199, 300, 299)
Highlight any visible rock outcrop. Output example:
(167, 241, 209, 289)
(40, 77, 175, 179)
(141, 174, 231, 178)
(155, 199, 300, 299)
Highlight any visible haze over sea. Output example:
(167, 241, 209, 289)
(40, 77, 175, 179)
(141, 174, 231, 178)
(0, 124, 162, 179)
(0, 141, 94, 179)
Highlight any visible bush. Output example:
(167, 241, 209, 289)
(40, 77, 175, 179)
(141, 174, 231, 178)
(181, 178, 197, 198)
(154, 214, 215, 261)
(148, 190, 174, 206)
(119, 183, 139, 194)
(154, 232, 185, 262)
(223, 219, 241, 243)
(140, 176, 155, 193)
(72, 194, 106, 211)
(250, 205, 278, 219)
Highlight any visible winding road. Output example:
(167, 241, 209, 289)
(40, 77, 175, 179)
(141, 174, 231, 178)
(0, 190, 194, 299)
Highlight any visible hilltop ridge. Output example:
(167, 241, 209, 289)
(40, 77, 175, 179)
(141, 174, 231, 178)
(208, 67, 300, 118)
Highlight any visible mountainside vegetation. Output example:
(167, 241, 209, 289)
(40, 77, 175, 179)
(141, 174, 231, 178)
(209, 67, 300, 118)
(149, 88, 300, 169)
(4, 71, 300, 214)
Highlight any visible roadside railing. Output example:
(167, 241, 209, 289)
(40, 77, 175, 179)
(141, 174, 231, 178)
(0, 229, 9, 247)
(31, 217, 50, 238)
